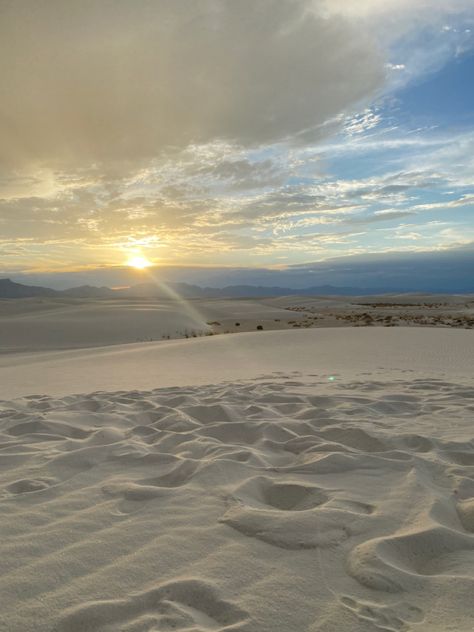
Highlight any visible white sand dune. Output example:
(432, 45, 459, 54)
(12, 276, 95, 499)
(0, 297, 307, 353)
(0, 327, 472, 399)
(1, 328, 474, 631)
(0, 299, 210, 352)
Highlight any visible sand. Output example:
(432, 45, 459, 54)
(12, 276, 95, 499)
(1, 318, 474, 630)
(0, 297, 309, 353)
(1, 294, 472, 354)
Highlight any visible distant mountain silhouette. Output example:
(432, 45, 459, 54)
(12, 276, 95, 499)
(0, 278, 59, 298)
(107, 282, 402, 298)
(205, 284, 376, 298)
(0, 278, 404, 299)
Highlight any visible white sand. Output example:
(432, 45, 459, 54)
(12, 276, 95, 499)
(0, 299, 211, 352)
(1, 327, 474, 631)
(0, 297, 310, 353)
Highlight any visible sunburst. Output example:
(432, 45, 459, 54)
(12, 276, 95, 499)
(126, 254, 151, 269)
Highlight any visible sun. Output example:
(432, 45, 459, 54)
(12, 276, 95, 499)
(126, 254, 152, 269)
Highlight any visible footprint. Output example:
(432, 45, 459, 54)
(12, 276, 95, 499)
(396, 434, 433, 453)
(221, 477, 354, 549)
(318, 427, 389, 453)
(102, 460, 198, 513)
(6, 477, 56, 495)
(141, 459, 199, 488)
(221, 506, 349, 549)
(55, 578, 249, 631)
(340, 595, 423, 631)
(230, 476, 329, 512)
(264, 481, 326, 511)
(456, 498, 474, 532)
(347, 526, 474, 593)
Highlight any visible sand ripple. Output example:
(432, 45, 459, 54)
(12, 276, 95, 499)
(1, 376, 474, 630)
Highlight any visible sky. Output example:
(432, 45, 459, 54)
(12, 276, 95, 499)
(0, 0, 473, 290)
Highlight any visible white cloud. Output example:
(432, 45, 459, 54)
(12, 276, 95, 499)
(343, 108, 382, 136)
(322, 0, 474, 92)
(386, 63, 406, 71)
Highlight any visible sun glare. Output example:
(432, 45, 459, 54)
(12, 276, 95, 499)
(126, 255, 152, 269)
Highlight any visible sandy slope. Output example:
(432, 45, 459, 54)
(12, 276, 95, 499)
(0, 299, 210, 352)
(0, 327, 472, 399)
(0, 297, 307, 353)
(1, 328, 474, 631)
(1, 295, 471, 354)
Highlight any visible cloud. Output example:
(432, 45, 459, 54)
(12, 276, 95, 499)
(1, 1, 472, 275)
(322, 0, 473, 20)
(343, 108, 382, 136)
(322, 0, 474, 93)
(354, 210, 415, 223)
(0, 0, 383, 172)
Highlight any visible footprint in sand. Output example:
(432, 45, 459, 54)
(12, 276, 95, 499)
(456, 498, 474, 532)
(229, 475, 329, 512)
(102, 461, 198, 501)
(55, 578, 249, 631)
(348, 526, 474, 593)
(340, 595, 424, 631)
(5, 476, 56, 495)
(140, 459, 199, 488)
(220, 476, 367, 549)
(102, 460, 200, 514)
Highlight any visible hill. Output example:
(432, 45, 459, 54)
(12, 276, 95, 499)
(0, 278, 59, 298)
(0, 278, 402, 299)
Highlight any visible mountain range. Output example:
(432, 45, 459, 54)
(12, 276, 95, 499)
(0, 278, 404, 299)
